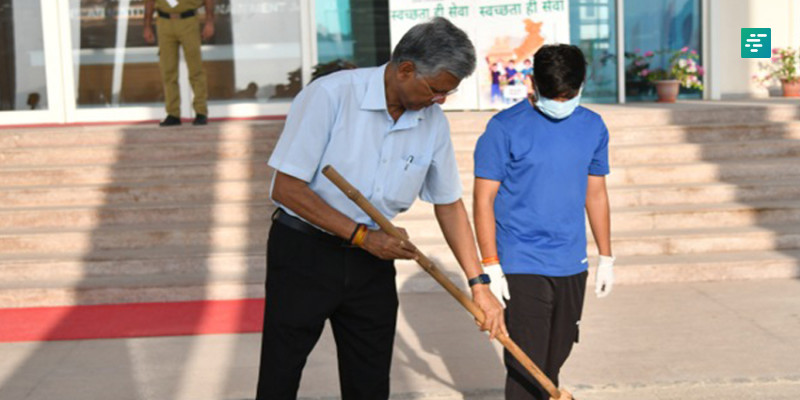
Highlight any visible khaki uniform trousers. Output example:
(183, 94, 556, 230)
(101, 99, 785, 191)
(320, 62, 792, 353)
(156, 15, 208, 117)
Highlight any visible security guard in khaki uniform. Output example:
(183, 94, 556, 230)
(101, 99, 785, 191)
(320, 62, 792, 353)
(143, 0, 214, 126)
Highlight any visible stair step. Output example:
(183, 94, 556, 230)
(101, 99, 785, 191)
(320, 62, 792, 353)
(0, 140, 276, 167)
(2, 248, 797, 308)
(0, 160, 273, 187)
(400, 224, 800, 258)
(607, 157, 800, 185)
(446, 101, 800, 131)
(455, 177, 800, 207)
(395, 249, 800, 292)
(452, 139, 800, 167)
(607, 179, 800, 207)
(450, 121, 800, 150)
(4, 176, 799, 212)
(0, 120, 283, 149)
(0, 180, 270, 209)
(0, 215, 273, 255)
(396, 200, 800, 234)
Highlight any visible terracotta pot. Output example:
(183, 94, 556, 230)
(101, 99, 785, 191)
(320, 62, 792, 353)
(654, 80, 680, 103)
(781, 79, 800, 97)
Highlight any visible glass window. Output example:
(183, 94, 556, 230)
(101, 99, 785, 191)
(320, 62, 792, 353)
(70, 0, 158, 107)
(624, 0, 702, 101)
(570, 0, 618, 103)
(315, 0, 390, 68)
(0, 0, 48, 111)
(69, 0, 303, 108)
(219, 0, 303, 103)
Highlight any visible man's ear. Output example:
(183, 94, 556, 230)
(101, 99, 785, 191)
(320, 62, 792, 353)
(396, 61, 416, 81)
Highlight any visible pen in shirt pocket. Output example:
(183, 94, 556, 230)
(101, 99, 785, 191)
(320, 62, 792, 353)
(404, 155, 414, 170)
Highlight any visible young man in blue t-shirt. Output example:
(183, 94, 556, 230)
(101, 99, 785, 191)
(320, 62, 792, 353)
(473, 44, 614, 400)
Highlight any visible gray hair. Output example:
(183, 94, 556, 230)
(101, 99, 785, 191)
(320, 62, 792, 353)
(391, 17, 476, 79)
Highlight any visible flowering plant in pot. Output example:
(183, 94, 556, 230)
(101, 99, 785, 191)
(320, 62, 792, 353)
(642, 47, 704, 102)
(624, 48, 655, 97)
(754, 47, 799, 97)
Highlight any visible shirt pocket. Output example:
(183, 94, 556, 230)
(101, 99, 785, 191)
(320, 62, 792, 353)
(384, 157, 428, 212)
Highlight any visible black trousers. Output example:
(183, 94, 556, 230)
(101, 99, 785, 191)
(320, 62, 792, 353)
(255, 220, 398, 400)
(504, 271, 588, 400)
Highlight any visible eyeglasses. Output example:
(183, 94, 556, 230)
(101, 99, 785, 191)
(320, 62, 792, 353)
(419, 77, 458, 102)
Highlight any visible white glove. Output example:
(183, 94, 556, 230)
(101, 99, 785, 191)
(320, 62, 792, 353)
(595, 255, 615, 298)
(483, 263, 511, 308)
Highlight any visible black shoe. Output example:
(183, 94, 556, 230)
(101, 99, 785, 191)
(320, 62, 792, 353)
(192, 114, 208, 126)
(159, 115, 182, 127)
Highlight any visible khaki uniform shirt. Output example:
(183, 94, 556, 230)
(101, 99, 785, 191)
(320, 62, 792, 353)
(155, 0, 205, 13)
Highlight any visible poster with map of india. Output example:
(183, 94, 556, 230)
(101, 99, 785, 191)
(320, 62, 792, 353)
(389, 0, 569, 111)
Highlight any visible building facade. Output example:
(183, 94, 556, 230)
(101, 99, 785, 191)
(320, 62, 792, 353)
(0, 0, 798, 126)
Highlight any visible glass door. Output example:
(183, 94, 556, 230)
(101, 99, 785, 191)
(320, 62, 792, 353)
(0, 0, 65, 126)
(61, 0, 165, 122)
(624, 0, 703, 101)
(58, 0, 312, 124)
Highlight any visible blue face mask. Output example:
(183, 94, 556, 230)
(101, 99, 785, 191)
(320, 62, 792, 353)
(534, 86, 582, 120)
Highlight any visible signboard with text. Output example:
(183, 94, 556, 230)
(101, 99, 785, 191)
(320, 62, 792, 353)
(389, 0, 570, 110)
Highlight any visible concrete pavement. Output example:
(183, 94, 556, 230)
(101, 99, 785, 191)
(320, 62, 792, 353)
(1, 278, 799, 400)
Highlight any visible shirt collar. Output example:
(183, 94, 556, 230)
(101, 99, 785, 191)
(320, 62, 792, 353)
(361, 64, 389, 111)
(361, 63, 426, 130)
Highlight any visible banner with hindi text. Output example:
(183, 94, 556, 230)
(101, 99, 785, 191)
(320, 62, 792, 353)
(389, 0, 570, 111)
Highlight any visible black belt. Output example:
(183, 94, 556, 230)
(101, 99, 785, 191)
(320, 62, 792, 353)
(157, 9, 196, 19)
(272, 208, 350, 247)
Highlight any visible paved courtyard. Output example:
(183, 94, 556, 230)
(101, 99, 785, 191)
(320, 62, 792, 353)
(1, 278, 799, 400)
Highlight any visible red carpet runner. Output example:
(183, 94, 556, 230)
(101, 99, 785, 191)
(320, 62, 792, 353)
(0, 299, 265, 343)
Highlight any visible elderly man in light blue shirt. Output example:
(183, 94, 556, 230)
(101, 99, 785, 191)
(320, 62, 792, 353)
(256, 17, 506, 400)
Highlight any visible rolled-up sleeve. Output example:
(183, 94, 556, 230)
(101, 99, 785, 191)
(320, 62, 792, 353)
(268, 83, 336, 182)
(420, 117, 462, 204)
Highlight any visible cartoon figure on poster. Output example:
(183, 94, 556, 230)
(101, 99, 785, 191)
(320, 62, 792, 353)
(477, 0, 569, 109)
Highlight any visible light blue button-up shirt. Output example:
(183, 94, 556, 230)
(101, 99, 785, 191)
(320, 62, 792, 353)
(268, 64, 462, 230)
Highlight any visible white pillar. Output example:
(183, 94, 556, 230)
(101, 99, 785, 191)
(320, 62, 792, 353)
(616, 0, 625, 103)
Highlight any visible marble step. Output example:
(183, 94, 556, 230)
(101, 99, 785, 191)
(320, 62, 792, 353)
(4, 176, 800, 212)
(0, 140, 275, 167)
(452, 138, 800, 169)
(2, 248, 798, 307)
(396, 200, 800, 237)
(3, 201, 800, 255)
(0, 120, 284, 149)
(445, 101, 800, 131)
(0, 160, 273, 187)
(5, 119, 800, 153)
(449, 121, 800, 150)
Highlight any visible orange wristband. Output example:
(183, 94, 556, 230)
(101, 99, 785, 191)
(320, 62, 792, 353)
(352, 225, 369, 247)
(481, 256, 500, 265)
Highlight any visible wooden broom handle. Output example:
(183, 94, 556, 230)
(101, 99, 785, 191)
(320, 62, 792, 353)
(322, 165, 562, 399)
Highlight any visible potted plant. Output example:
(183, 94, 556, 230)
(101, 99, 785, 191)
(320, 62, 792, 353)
(644, 47, 705, 103)
(625, 48, 655, 97)
(754, 47, 799, 97)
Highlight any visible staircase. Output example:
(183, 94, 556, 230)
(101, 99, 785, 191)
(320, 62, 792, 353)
(1, 101, 799, 307)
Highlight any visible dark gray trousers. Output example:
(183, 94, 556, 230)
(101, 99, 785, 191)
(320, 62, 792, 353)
(504, 271, 588, 400)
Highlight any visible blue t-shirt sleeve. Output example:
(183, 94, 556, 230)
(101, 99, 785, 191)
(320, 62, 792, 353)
(267, 83, 336, 182)
(420, 116, 463, 204)
(589, 123, 610, 176)
(474, 118, 509, 181)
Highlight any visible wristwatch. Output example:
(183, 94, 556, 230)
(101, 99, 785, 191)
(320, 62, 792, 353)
(468, 273, 491, 287)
